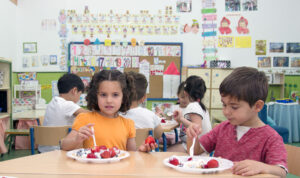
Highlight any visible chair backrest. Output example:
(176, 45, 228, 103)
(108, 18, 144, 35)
(30, 125, 71, 154)
(285, 144, 300, 176)
(135, 128, 153, 149)
(258, 104, 268, 124)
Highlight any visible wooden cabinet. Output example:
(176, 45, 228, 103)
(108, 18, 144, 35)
(265, 73, 285, 99)
(184, 67, 233, 123)
(0, 58, 12, 128)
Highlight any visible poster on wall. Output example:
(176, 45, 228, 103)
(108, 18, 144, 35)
(176, 0, 192, 12)
(257, 57, 271, 68)
(270, 43, 284, 53)
(242, 0, 257, 11)
(255, 40, 267, 55)
(286, 43, 300, 53)
(273, 57, 289, 67)
(225, 0, 241, 12)
(291, 57, 300, 67)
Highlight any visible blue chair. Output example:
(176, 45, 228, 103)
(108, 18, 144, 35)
(258, 104, 289, 143)
(30, 126, 71, 155)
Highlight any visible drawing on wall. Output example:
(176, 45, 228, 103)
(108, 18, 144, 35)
(219, 17, 232, 35)
(176, 0, 192, 12)
(163, 61, 180, 98)
(23, 42, 37, 53)
(273, 57, 289, 67)
(291, 57, 300, 67)
(287, 43, 300, 53)
(257, 57, 271, 68)
(225, 0, 241, 12)
(255, 40, 266, 55)
(236, 16, 249, 34)
(49, 55, 58, 65)
(270, 43, 284, 53)
(242, 0, 257, 11)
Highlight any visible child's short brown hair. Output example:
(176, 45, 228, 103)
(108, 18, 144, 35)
(126, 71, 148, 101)
(219, 67, 268, 107)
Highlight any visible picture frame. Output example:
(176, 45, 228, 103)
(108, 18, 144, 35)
(23, 42, 37, 53)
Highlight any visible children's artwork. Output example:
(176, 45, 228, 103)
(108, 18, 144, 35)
(17, 72, 37, 82)
(23, 42, 37, 53)
(286, 43, 300, 53)
(182, 19, 199, 34)
(51, 80, 59, 97)
(163, 62, 180, 98)
(176, 0, 192, 12)
(50, 55, 58, 65)
(139, 59, 150, 93)
(225, 0, 241, 12)
(273, 57, 289, 67)
(235, 36, 251, 48)
(210, 60, 231, 68)
(80, 76, 91, 88)
(291, 57, 300, 67)
(218, 36, 234, 48)
(236, 17, 249, 34)
(270, 43, 284, 53)
(40, 55, 50, 66)
(255, 40, 267, 55)
(242, 0, 257, 11)
(219, 17, 232, 35)
(257, 57, 271, 68)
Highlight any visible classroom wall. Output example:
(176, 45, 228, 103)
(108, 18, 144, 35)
(0, 0, 17, 60)
(12, 0, 300, 72)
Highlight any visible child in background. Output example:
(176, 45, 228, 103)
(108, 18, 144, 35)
(121, 71, 164, 139)
(187, 67, 287, 177)
(168, 76, 212, 152)
(61, 70, 156, 152)
(39, 73, 89, 153)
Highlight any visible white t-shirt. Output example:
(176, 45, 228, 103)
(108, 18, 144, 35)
(179, 102, 212, 145)
(38, 96, 80, 153)
(121, 107, 161, 129)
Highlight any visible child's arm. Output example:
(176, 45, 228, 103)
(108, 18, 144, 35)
(73, 108, 89, 117)
(186, 124, 205, 155)
(153, 124, 164, 139)
(61, 123, 94, 151)
(232, 160, 286, 177)
(174, 109, 202, 128)
(126, 138, 136, 151)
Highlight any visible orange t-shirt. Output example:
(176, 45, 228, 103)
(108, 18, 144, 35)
(72, 112, 136, 150)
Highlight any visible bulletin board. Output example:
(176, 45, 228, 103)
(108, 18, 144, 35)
(68, 42, 182, 100)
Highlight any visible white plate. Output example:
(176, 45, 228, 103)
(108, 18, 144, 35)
(66, 149, 130, 163)
(163, 156, 233, 174)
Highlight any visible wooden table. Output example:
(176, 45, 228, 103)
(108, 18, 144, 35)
(0, 150, 277, 178)
(12, 109, 46, 123)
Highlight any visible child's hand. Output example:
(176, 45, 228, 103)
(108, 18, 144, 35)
(138, 142, 158, 152)
(173, 110, 182, 123)
(76, 123, 95, 142)
(186, 123, 202, 138)
(232, 160, 267, 176)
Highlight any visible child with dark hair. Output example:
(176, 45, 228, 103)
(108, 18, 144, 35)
(187, 67, 287, 177)
(121, 71, 163, 141)
(168, 75, 212, 152)
(39, 73, 88, 153)
(61, 70, 156, 152)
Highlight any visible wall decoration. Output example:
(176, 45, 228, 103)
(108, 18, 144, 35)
(242, 0, 257, 11)
(225, 0, 241, 12)
(49, 55, 58, 65)
(210, 60, 231, 68)
(270, 42, 284, 53)
(218, 36, 234, 48)
(255, 40, 266, 55)
(219, 17, 232, 35)
(287, 43, 300, 53)
(23, 42, 37, 53)
(257, 57, 271, 68)
(235, 36, 251, 48)
(273, 57, 289, 67)
(291, 57, 300, 67)
(236, 16, 249, 34)
(176, 0, 192, 12)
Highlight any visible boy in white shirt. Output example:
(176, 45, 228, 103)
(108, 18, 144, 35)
(121, 72, 163, 139)
(38, 73, 88, 153)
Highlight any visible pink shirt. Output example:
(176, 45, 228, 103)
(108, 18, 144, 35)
(199, 121, 287, 169)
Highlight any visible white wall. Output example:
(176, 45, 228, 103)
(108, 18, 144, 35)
(0, 0, 17, 61)
(10, 0, 300, 71)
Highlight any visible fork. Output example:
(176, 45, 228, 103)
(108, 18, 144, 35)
(189, 137, 196, 157)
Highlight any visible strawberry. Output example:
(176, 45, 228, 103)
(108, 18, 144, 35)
(112, 146, 120, 154)
(91, 146, 101, 153)
(144, 135, 155, 144)
(206, 159, 219, 168)
(169, 158, 180, 166)
(99, 145, 107, 150)
(109, 148, 116, 157)
(161, 119, 166, 123)
(87, 153, 97, 159)
(100, 150, 111, 159)
(187, 157, 192, 161)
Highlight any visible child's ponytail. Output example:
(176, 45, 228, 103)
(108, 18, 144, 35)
(184, 76, 207, 111)
(119, 72, 136, 112)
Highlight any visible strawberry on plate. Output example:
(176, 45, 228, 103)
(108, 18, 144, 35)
(169, 157, 180, 166)
(205, 159, 219, 168)
(109, 148, 116, 157)
(144, 135, 156, 144)
(100, 150, 111, 159)
(87, 153, 97, 159)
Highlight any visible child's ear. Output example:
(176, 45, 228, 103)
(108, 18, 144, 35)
(139, 95, 147, 103)
(254, 100, 264, 112)
(71, 87, 78, 94)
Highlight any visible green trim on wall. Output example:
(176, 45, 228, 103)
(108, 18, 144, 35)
(284, 75, 300, 99)
(12, 72, 66, 103)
